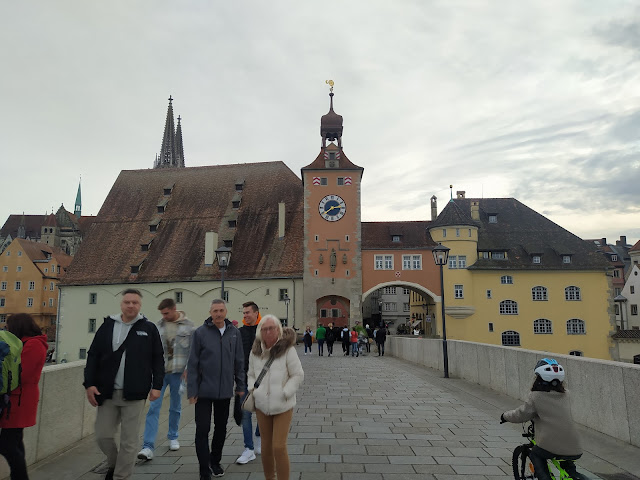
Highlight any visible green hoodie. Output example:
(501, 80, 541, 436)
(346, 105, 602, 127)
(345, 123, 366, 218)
(315, 325, 326, 340)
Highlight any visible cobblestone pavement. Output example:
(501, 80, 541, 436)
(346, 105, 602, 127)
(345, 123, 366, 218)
(25, 344, 640, 479)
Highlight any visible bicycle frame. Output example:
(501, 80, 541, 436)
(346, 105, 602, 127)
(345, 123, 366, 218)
(516, 422, 572, 480)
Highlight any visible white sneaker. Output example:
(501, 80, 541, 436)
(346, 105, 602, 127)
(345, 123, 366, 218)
(236, 448, 256, 464)
(169, 439, 180, 451)
(137, 447, 153, 460)
(254, 436, 261, 455)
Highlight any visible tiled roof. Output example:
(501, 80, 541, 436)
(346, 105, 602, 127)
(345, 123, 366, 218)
(429, 200, 476, 228)
(611, 329, 640, 340)
(447, 198, 610, 271)
(61, 162, 304, 286)
(362, 221, 436, 249)
(302, 144, 363, 171)
(630, 240, 640, 253)
(16, 238, 72, 268)
(0, 215, 46, 240)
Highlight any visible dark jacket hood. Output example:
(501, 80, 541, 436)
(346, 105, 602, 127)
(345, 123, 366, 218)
(252, 327, 296, 358)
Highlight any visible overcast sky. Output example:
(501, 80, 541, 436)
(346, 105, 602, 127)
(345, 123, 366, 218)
(1, 1, 639, 245)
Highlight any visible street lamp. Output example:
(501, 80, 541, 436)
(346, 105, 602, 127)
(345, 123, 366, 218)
(283, 293, 290, 327)
(215, 246, 232, 301)
(378, 299, 383, 328)
(431, 243, 450, 378)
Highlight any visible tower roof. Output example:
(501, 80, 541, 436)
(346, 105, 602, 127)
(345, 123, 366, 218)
(175, 115, 185, 168)
(321, 92, 343, 146)
(154, 96, 185, 169)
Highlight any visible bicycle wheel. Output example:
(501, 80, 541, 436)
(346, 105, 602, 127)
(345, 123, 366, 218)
(512, 445, 537, 479)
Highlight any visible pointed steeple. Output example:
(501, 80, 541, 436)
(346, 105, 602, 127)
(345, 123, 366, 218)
(175, 115, 185, 168)
(320, 80, 343, 149)
(75, 178, 82, 217)
(17, 213, 26, 239)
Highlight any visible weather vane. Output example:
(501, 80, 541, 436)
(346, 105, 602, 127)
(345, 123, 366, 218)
(325, 79, 334, 92)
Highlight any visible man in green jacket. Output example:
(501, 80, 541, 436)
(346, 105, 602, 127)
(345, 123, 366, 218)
(316, 324, 326, 356)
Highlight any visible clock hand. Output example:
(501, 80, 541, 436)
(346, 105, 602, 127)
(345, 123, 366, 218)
(324, 205, 339, 214)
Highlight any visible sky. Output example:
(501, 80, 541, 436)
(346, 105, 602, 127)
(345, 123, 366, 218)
(1, 1, 639, 246)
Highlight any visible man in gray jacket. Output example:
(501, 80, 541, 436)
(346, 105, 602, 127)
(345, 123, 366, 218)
(187, 299, 245, 479)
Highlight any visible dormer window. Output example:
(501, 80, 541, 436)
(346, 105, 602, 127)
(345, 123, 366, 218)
(130, 265, 140, 274)
(611, 255, 618, 261)
(532, 255, 541, 264)
(228, 220, 237, 228)
(141, 242, 151, 252)
(163, 183, 174, 195)
(488, 214, 498, 223)
(392, 235, 401, 242)
(563, 255, 572, 264)
(232, 200, 240, 209)
(149, 225, 157, 233)
(223, 240, 233, 248)
(157, 206, 165, 213)
(235, 178, 245, 191)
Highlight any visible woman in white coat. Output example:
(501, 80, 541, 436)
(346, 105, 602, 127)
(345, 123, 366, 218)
(248, 315, 304, 480)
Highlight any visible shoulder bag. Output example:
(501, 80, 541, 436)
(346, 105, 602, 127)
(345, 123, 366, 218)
(242, 354, 275, 412)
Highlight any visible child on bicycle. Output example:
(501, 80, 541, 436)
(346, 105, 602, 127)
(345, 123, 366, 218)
(501, 358, 586, 480)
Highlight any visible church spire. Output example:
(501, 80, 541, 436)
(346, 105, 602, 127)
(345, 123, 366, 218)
(153, 96, 186, 169)
(75, 178, 82, 217)
(320, 80, 344, 149)
(175, 115, 185, 168)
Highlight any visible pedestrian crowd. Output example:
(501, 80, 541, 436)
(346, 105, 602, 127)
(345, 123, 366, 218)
(305, 322, 389, 357)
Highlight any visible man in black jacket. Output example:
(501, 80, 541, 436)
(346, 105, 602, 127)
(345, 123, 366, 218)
(84, 289, 164, 480)
(235, 301, 261, 465)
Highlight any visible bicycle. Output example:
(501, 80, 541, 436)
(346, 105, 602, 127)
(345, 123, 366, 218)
(511, 421, 585, 480)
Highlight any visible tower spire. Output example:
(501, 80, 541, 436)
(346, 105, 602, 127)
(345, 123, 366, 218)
(75, 177, 82, 217)
(175, 115, 185, 168)
(154, 96, 177, 169)
(320, 80, 343, 149)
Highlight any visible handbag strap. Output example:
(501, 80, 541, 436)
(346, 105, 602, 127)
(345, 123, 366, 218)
(253, 354, 275, 389)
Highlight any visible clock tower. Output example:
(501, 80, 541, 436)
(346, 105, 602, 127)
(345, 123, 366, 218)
(301, 83, 364, 328)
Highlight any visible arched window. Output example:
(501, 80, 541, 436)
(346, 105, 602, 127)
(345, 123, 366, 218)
(531, 286, 548, 301)
(501, 275, 513, 285)
(533, 319, 552, 334)
(499, 300, 518, 315)
(565, 286, 581, 301)
(567, 319, 586, 335)
(569, 350, 583, 356)
(502, 330, 520, 346)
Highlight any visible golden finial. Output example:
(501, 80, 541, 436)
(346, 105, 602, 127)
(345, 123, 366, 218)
(325, 79, 334, 92)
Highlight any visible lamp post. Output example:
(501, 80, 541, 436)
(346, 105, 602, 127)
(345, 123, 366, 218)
(431, 243, 450, 378)
(284, 294, 290, 327)
(215, 246, 232, 301)
(378, 298, 383, 328)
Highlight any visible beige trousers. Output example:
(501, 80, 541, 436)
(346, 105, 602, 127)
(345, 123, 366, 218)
(95, 390, 146, 480)
(256, 408, 293, 480)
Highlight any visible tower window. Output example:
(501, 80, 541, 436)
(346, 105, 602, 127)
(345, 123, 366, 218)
(337, 177, 344, 186)
(320, 178, 328, 186)
(329, 152, 336, 160)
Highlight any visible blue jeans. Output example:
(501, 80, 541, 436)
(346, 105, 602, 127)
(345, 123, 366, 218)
(351, 343, 358, 355)
(142, 372, 183, 450)
(241, 387, 260, 449)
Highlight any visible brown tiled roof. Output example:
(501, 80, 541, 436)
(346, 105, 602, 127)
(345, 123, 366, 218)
(444, 198, 610, 271)
(77, 216, 96, 234)
(630, 240, 640, 253)
(302, 144, 363, 171)
(0, 215, 46, 240)
(61, 162, 304, 286)
(16, 238, 72, 266)
(362, 221, 436, 249)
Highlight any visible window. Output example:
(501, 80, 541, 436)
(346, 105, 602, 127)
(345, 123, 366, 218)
(449, 256, 457, 269)
(141, 243, 149, 252)
(629, 286, 634, 294)
(402, 255, 422, 270)
(5, 251, 9, 256)
(488, 322, 494, 332)
(149, 225, 157, 233)
(501, 330, 520, 346)
(228, 220, 237, 228)
(0, 282, 6, 291)
(611, 255, 618, 261)
(533, 319, 552, 334)
(567, 319, 586, 335)
(569, 351, 583, 357)
(499, 300, 518, 315)
(492, 252, 505, 260)
(50, 282, 54, 291)
(279, 289, 288, 301)
(384, 255, 393, 269)
(501, 275, 513, 285)
(89, 293, 97, 304)
(392, 235, 401, 242)
(345, 235, 350, 242)
(454, 284, 464, 299)
(15, 281, 21, 291)
(320, 177, 328, 186)
(468, 229, 472, 237)
(489, 215, 497, 223)
(16, 266, 22, 272)
(265, 288, 270, 295)
(1, 266, 6, 272)
(456, 228, 460, 237)
(532, 255, 541, 264)
(223, 240, 233, 248)
(383, 302, 397, 312)
(51, 264, 55, 272)
(632, 305, 638, 316)
(331, 308, 340, 317)
(531, 286, 548, 301)
(232, 201, 240, 209)
(235, 183, 243, 191)
(44, 268, 48, 273)
(50, 317, 55, 326)
(383, 287, 396, 295)
(27, 298, 33, 307)
(17, 251, 22, 257)
(458, 256, 466, 268)
(375, 255, 383, 269)
(320, 309, 328, 318)
(175, 291, 183, 303)
(402, 288, 410, 295)
(562, 255, 571, 264)
(79, 348, 87, 360)
(403, 303, 410, 312)
(615, 304, 620, 315)
(88, 318, 96, 333)
(315, 235, 319, 242)
(486, 289, 492, 299)
(0, 315, 5, 323)
(222, 291, 229, 302)
(337, 177, 344, 186)
(565, 286, 581, 301)
(49, 298, 54, 307)
(615, 287, 622, 296)
(0, 298, 4, 307)
(442, 229, 447, 238)
(613, 269, 621, 278)
(28, 281, 35, 290)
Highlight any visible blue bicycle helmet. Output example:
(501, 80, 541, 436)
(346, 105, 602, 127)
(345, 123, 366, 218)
(534, 358, 565, 384)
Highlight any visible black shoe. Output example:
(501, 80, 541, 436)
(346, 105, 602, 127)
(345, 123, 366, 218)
(211, 464, 225, 477)
(105, 468, 115, 480)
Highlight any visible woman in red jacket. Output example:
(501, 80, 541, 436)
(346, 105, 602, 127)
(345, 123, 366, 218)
(0, 313, 48, 480)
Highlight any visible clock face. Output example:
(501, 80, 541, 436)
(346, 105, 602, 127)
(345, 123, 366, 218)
(318, 195, 346, 222)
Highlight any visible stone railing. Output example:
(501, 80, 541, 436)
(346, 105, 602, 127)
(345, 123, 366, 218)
(0, 361, 95, 478)
(389, 336, 640, 447)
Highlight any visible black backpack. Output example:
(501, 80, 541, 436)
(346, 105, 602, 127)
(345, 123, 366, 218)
(326, 328, 335, 342)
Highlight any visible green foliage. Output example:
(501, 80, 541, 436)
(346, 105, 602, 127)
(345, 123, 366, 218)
(355, 325, 367, 336)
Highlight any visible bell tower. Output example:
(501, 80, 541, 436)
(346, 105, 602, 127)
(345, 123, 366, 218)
(301, 81, 364, 328)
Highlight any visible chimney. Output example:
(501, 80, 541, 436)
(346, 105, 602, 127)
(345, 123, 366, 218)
(278, 202, 285, 238)
(471, 201, 480, 221)
(456, 190, 466, 199)
(617, 235, 627, 246)
(430, 196, 438, 221)
(204, 231, 218, 266)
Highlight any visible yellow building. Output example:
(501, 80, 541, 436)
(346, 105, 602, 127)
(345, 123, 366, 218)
(427, 195, 614, 360)
(0, 238, 72, 339)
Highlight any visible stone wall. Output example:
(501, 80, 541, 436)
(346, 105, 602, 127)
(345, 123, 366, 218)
(389, 336, 640, 447)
